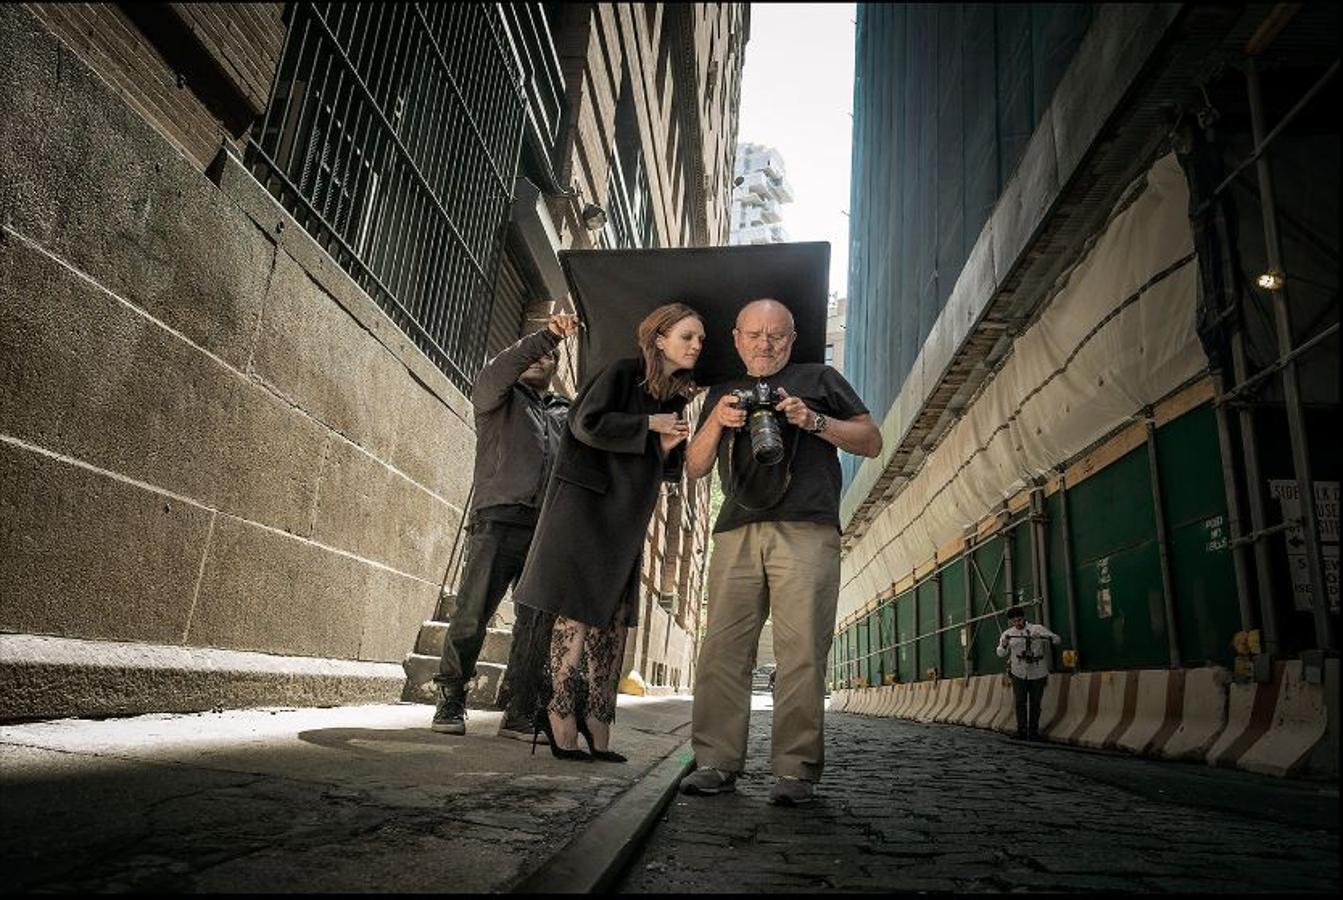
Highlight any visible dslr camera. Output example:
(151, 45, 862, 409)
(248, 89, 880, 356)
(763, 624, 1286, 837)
(730, 381, 785, 465)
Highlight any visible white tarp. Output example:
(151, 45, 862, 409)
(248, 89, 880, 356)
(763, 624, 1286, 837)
(839, 154, 1206, 620)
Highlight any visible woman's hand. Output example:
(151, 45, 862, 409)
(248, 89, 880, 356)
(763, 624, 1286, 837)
(660, 431, 689, 453)
(648, 413, 689, 437)
(650, 414, 690, 454)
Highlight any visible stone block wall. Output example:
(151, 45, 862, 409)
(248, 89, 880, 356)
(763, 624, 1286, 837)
(1, 5, 474, 714)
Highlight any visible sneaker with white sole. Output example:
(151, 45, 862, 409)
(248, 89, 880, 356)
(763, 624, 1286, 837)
(768, 776, 815, 806)
(679, 766, 737, 795)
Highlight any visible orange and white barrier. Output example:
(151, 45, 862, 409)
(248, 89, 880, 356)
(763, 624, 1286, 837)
(1157, 666, 1229, 761)
(828, 661, 1331, 779)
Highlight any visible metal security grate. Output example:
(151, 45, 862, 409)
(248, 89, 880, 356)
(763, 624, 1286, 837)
(247, 2, 527, 391)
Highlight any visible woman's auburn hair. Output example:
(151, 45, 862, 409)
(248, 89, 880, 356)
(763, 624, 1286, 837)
(637, 301, 703, 401)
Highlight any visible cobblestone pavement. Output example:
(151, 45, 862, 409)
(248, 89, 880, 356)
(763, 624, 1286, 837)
(621, 699, 1340, 893)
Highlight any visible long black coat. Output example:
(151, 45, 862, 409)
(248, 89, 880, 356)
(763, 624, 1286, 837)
(513, 357, 688, 628)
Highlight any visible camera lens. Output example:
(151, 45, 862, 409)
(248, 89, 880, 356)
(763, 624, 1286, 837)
(749, 410, 785, 464)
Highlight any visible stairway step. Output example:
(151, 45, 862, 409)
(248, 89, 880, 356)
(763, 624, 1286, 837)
(431, 593, 515, 627)
(401, 654, 504, 708)
(413, 622, 513, 664)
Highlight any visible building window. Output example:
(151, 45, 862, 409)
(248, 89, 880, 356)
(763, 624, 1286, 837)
(247, 3, 527, 392)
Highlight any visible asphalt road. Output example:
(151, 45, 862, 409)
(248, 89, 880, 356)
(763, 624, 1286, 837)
(620, 697, 1340, 893)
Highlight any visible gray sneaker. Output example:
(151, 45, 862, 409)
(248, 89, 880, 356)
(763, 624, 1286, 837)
(679, 766, 737, 795)
(768, 776, 815, 806)
(497, 713, 543, 744)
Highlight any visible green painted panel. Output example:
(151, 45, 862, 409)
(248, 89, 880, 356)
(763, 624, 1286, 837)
(970, 536, 1011, 672)
(879, 602, 897, 680)
(1156, 404, 1226, 527)
(1155, 404, 1239, 667)
(865, 611, 883, 686)
(896, 589, 915, 682)
(1067, 443, 1169, 669)
(1044, 490, 1075, 648)
(1073, 540, 1169, 669)
(1010, 523, 1035, 609)
(1169, 518, 1238, 666)
(1070, 447, 1155, 565)
(856, 616, 871, 685)
(917, 579, 939, 677)
(940, 559, 967, 678)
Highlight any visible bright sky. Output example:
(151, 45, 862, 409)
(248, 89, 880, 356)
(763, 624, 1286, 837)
(736, 3, 856, 297)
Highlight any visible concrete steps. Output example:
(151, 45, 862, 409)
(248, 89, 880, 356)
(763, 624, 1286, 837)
(400, 591, 517, 708)
(412, 622, 513, 662)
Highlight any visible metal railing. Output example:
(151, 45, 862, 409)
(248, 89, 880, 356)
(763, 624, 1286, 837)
(247, 2, 527, 391)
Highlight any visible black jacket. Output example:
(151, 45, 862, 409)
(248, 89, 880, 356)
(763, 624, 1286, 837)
(467, 329, 569, 519)
(513, 357, 688, 627)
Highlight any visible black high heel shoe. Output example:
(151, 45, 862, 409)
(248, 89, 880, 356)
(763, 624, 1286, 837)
(532, 713, 592, 762)
(576, 719, 627, 763)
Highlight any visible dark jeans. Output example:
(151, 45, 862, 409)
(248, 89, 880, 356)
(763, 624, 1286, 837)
(1010, 674, 1047, 735)
(436, 520, 538, 704)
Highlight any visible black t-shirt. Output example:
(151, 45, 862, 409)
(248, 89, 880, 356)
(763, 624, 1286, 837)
(697, 363, 868, 534)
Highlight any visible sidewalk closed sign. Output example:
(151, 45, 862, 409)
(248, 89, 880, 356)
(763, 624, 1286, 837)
(1268, 480, 1339, 613)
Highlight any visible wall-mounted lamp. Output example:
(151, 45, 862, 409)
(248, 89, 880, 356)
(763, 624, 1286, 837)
(1256, 269, 1285, 291)
(580, 203, 607, 231)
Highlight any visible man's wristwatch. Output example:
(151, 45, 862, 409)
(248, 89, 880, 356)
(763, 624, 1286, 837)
(809, 412, 828, 434)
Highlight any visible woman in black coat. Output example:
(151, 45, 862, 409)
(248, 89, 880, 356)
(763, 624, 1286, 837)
(513, 302, 705, 762)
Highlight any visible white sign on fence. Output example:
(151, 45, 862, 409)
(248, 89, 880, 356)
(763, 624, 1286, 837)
(1268, 480, 1340, 613)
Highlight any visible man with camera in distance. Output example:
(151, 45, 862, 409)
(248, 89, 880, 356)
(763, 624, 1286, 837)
(680, 298, 881, 806)
(996, 604, 1061, 741)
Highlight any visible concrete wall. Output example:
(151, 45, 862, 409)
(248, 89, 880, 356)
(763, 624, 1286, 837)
(0, 5, 474, 716)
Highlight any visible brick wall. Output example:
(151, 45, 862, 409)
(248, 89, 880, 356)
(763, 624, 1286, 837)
(26, 2, 284, 172)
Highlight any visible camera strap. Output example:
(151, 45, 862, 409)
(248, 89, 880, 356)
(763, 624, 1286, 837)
(723, 427, 801, 512)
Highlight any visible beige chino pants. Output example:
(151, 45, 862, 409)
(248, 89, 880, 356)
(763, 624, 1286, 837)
(691, 521, 841, 781)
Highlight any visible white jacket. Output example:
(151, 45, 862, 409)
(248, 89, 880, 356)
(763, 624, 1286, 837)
(995, 624, 1061, 680)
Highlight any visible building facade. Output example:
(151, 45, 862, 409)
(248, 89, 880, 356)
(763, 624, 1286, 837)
(832, 4, 1338, 774)
(0, 2, 748, 719)
(728, 142, 794, 246)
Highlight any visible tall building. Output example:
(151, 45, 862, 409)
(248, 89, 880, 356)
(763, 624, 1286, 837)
(0, 3, 749, 719)
(825, 293, 847, 374)
(832, 5, 1338, 775)
(729, 142, 794, 245)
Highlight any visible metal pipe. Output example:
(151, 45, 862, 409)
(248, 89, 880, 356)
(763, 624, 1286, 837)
(1146, 415, 1183, 668)
(1211, 369, 1258, 632)
(933, 571, 944, 677)
(964, 534, 976, 676)
(1003, 515, 1016, 613)
(1195, 58, 1339, 217)
(1217, 321, 1340, 404)
(1031, 487, 1053, 630)
(1246, 57, 1335, 651)
(1057, 472, 1081, 652)
(1230, 518, 1299, 548)
(911, 582, 921, 680)
(881, 598, 1046, 652)
(1232, 327, 1281, 657)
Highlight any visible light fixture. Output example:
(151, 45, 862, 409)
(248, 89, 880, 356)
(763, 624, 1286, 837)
(1256, 269, 1285, 291)
(580, 203, 607, 231)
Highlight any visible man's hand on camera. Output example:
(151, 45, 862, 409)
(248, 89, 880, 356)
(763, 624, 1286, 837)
(547, 314, 580, 338)
(774, 388, 816, 430)
(711, 393, 747, 429)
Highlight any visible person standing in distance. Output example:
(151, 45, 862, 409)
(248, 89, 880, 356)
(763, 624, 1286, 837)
(680, 298, 882, 806)
(996, 605, 1061, 740)
(432, 313, 579, 740)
